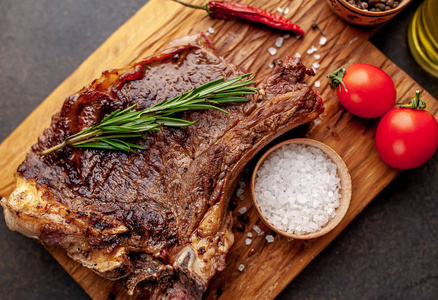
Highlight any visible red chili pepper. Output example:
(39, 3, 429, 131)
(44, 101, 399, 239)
(172, 0, 305, 36)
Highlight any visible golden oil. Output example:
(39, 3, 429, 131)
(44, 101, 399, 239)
(408, 0, 438, 77)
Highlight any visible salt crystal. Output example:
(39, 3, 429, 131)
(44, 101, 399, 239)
(268, 47, 277, 56)
(236, 188, 244, 197)
(266, 235, 275, 243)
(283, 34, 291, 39)
(312, 62, 320, 69)
(275, 37, 284, 48)
(245, 238, 252, 245)
(306, 46, 318, 55)
(247, 232, 253, 238)
(239, 207, 247, 214)
(277, 7, 283, 14)
(295, 52, 301, 58)
(253, 225, 262, 234)
(238, 264, 245, 272)
(319, 36, 327, 46)
(314, 54, 321, 60)
(239, 181, 246, 189)
(314, 80, 321, 88)
(208, 27, 215, 34)
(284, 7, 290, 14)
(269, 63, 275, 68)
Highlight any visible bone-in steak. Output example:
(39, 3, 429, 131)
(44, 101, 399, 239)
(1, 34, 323, 299)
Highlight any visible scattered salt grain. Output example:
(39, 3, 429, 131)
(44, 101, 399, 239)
(307, 45, 317, 54)
(239, 207, 248, 215)
(253, 225, 263, 235)
(319, 36, 327, 46)
(266, 235, 275, 243)
(314, 54, 321, 60)
(314, 80, 321, 88)
(253, 143, 341, 236)
(275, 37, 284, 48)
(247, 232, 253, 238)
(238, 264, 245, 272)
(236, 188, 244, 197)
(295, 52, 301, 58)
(312, 62, 320, 69)
(284, 7, 290, 14)
(277, 7, 283, 14)
(239, 181, 246, 189)
(283, 34, 291, 39)
(268, 47, 277, 56)
(245, 238, 252, 245)
(269, 63, 275, 69)
(208, 27, 215, 34)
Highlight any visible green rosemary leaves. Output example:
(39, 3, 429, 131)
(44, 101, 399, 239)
(42, 73, 257, 155)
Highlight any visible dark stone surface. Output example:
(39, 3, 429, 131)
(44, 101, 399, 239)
(0, 1, 436, 299)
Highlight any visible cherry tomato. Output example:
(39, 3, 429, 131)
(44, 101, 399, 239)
(328, 64, 397, 118)
(375, 92, 438, 169)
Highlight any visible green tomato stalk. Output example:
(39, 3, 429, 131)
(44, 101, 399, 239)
(326, 66, 348, 93)
(398, 90, 426, 110)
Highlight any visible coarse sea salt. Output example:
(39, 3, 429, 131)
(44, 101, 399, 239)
(312, 62, 320, 69)
(254, 143, 341, 235)
(306, 45, 318, 55)
(266, 235, 275, 243)
(239, 207, 248, 214)
(253, 224, 264, 236)
(238, 264, 245, 271)
(275, 37, 284, 48)
(268, 47, 277, 56)
(314, 80, 321, 88)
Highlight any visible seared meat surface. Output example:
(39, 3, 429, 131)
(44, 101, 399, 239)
(1, 34, 323, 299)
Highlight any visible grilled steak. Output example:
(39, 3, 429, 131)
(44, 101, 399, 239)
(1, 34, 323, 299)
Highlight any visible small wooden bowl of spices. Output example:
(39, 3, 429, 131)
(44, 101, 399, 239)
(327, 0, 413, 26)
(251, 138, 352, 239)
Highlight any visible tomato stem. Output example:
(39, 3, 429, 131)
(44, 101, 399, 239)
(327, 66, 348, 93)
(397, 90, 426, 110)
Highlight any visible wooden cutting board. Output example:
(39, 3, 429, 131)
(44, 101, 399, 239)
(0, 0, 437, 299)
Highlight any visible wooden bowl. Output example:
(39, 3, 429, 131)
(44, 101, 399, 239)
(251, 138, 352, 239)
(326, 0, 413, 26)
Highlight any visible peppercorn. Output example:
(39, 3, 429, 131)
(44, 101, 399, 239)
(236, 223, 245, 232)
(237, 214, 250, 223)
(344, 0, 403, 12)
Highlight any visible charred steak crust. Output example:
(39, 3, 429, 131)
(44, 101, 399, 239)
(1, 34, 324, 298)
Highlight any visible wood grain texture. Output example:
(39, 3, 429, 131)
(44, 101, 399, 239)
(0, 0, 437, 299)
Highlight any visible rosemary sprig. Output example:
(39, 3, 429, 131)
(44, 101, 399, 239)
(42, 73, 257, 155)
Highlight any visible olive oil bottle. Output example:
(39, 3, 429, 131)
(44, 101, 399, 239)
(408, 0, 438, 77)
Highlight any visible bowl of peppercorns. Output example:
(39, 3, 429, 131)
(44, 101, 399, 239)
(327, 0, 412, 26)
